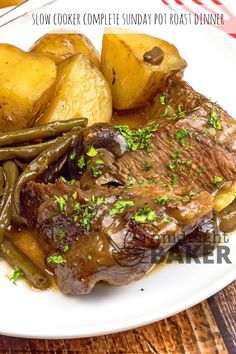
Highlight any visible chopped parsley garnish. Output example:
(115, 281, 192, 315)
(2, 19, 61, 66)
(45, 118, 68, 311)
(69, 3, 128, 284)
(172, 174, 177, 185)
(96, 197, 108, 205)
(197, 167, 205, 174)
(168, 162, 177, 170)
(214, 176, 223, 183)
(92, 166, 102, 177)
(87, 146, 97, 157)
(208, 111, 222, 130)
(132, 206, 157, 223)
(176, 128, 192, 147)
(55, 195, 68, 213)
(171, 151, 180, 159)
(74, 202, 81, 212)
(185, 160, 192, 167)
(144, 161, 153, 171)
(162, 217, 172, 223)
(95, 159, 104, 165)
(73, 200, 96, 231)
(10, 267, 23, 285)
(127, 175, 132, 181)
(155, 195, 169, 204)
(178, 103, 184, 112)
(192, 106, 200, 111)
(213, 176, 223, 186)
(138, 181, 144, 185)
(69, 150, 76, 160)
(115, 124, 158, 152)
(126, 184, 134, 189)
(147, 179, 156, 185)
(63, 245, 69, 253)
(159, 95, 166, 105)
(177, 103, 186, 118)
(58, 229, 65, 239)
(73, 215, 79, 222)
(72, 196, 108, 230)
(81, 206, 96, 231)
(88, 254, 93, 261)
(77, 155, 86, 169)
(59, 176, 76, 185)
(47, 255, 65, 265)
(109, 200, 134, 216)
(72, 191, 77, 200)
(181, 195, 191, 203)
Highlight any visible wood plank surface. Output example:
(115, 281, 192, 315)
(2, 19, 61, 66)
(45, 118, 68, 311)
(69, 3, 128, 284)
(0, 281, 235, 354)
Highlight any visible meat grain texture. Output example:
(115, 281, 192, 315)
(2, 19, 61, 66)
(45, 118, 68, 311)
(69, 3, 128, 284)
(22, 78, 236, 294)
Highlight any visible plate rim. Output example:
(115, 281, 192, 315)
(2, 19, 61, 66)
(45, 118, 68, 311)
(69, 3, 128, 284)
(0, 9, 236, 339)
(0, 268, 235, 339)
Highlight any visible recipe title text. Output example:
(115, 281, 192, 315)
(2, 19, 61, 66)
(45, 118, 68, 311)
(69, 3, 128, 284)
(32, 12, 224, 26)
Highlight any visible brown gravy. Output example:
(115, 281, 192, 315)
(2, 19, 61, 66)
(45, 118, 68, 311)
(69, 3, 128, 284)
(5, 110, 235, 290)
(6, 227, 45, 270)
(4, 111, 148, 289)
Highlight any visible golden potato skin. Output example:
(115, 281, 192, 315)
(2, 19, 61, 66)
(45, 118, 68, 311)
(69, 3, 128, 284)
(38, 53, 112, 126)
(30, 33, 100, 68)
(0, 44, 57, 132)
(0, 0, 24, 8)
(214, 181, 236, 212)
(101, 31, 187, 110)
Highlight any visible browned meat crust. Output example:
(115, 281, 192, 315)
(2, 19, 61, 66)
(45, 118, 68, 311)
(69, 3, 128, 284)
(21, 78, 236, 295)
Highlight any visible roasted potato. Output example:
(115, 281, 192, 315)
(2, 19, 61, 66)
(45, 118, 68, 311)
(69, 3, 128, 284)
(0, 44, 57, 131)
(214, 181, 236, 212)
(38, 53, 112, 126)
(101, 29, 187, 110)
(0, 0, 24, 8)
(30, 33, 100, 68)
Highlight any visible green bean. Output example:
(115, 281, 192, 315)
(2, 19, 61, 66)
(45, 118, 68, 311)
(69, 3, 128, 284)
(0, 136, 60, 161)
(0, 167, 4, 196)
(12, 130, 82, 224)
(0, 237, 50, 290)
(0, 118, 88, 147)
(0, 161, 19, 244)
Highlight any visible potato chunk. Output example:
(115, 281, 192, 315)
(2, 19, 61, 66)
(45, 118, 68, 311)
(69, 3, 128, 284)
(0, 0, 24, 8)
(101, 30, 187, 110)
(214, 181, 236, 212)
(30, 33, 100, 68)
(38, 53, 112, 125)
(0, 44, 57, 131)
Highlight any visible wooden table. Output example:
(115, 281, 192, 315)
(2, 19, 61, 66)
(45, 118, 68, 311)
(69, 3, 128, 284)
(0, 281, 235, 353)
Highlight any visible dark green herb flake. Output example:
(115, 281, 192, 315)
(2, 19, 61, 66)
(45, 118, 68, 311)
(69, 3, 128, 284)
(47, 255, 65, 265)
(55, 195, 68, 213)
(92, 166, 102, 178)
(69, 150, 76, 160)
(10, 267, 23, 285)
(87, 146, 98, 157)
(155, 195, 169, 204)
(144, 161, 153, 171)
(109, 200, 134, 216)
(159, 95, 166, 105)
(132, 206, 157, 223)
(208, 111, 222, 130)
(176, 128, 192, 147)
(77, 155, 86, 169)
(115, 124, 158, 153)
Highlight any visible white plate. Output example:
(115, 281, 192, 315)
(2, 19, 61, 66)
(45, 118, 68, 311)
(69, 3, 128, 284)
(0, 4, 236, 339)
